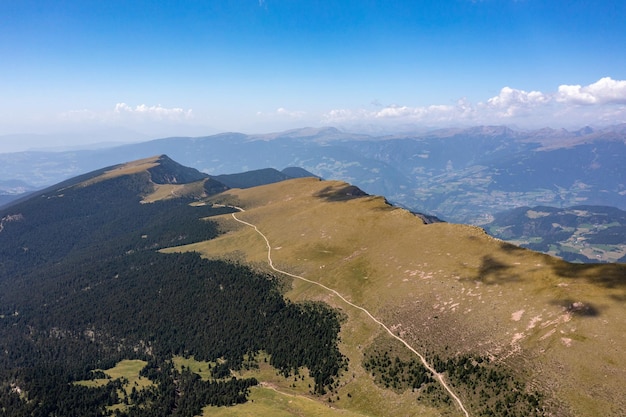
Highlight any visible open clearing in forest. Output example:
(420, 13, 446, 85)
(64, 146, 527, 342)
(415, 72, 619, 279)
(74, 360, 153, 413)
(172, 355, 215, 380)
(75, 359, 151, 393)
(201, 384, 372, 417)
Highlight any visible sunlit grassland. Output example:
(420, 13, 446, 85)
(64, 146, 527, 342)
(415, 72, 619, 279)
(78, 156, 160, 187)
(172, 355, 215, 380)
(163, 178, 626, 417)
(141, 179, 208, 203)
(75, 359, 151, 393)
(201, 385, 374, 417)
(225, 349, 448, 417)
(76, 154, 210, 203)
(74, 359, 152, 412)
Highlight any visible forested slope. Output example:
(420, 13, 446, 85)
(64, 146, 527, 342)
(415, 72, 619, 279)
(0, 157, 347, 416)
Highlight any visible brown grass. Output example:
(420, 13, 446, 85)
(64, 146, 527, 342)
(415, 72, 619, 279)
(164, 177, 626, 417)
(141, 180, 207, 203)
(78, 156, 161, 187)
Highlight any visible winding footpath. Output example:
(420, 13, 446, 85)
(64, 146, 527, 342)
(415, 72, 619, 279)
(230, 210, 471, 417)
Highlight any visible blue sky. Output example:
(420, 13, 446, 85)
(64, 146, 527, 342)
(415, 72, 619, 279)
(2, 0, 626, 150)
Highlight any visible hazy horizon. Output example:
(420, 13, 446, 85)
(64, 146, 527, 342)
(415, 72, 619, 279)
(2, 1, 625, 152)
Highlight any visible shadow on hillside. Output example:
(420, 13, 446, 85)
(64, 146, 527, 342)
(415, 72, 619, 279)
(610, 293, 626, 302)
(498, 241, 528, 253)
(549, 260, 626, 310)
(550, 260, 626, 289)
(474, 255, 520, 285)
(315, 185, 369, 202)
(550, 299, 601, 317)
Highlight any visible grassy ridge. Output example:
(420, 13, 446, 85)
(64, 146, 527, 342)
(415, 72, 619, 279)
(166, 177, 626, 417)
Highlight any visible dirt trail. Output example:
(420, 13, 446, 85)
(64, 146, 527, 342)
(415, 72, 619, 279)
(231, 211, 471, 417)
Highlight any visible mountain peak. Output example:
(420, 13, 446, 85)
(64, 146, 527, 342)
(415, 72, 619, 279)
(574, 125, 594, 136)
(78, 154, 208, 188)
(147, 154, 208, 184)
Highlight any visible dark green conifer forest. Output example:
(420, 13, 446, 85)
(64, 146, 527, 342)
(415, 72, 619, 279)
(0, 167, 345, 415)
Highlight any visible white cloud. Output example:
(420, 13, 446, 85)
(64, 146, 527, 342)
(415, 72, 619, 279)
(250, 107, 314, 131)
(324, 100, 475, 125)
(322, 77, 626, 128)
(486, 87, 549, 117)
(321, 108, 368, 122)
(61, 103, 193, 123)
(113, 103, 193, 120)
(55, 103, 197, 138)
(556, 77, 626, 105)
(375, 105, 410, 118)
(276, 107, 306, 118)
(257, 107, 307, 120)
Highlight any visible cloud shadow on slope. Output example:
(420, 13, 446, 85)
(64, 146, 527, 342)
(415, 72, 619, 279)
(314, 184, 369, 202)
(474, 255, 521, 285)
(498, 241, 529, 254)
(549, 260, 626, 289)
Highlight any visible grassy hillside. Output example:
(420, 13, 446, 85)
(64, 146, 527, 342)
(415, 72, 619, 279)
(166, 177, 626, 417)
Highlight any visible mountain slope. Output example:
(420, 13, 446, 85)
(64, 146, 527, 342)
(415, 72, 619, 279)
(211, 168, 297, 189)
(281, 166, 320, 179)
(0, 156, 348, 416)
(1, 156, 625, 416)
(170, 177, 626, 417)
(0, 154, 226, 281)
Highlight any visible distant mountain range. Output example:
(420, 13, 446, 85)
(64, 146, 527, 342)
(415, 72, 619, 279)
(2, 125, 624, 223)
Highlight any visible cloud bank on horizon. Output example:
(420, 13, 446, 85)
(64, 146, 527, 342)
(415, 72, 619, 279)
(56, 77, 626, 133)
(322, 77, 626, 129)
